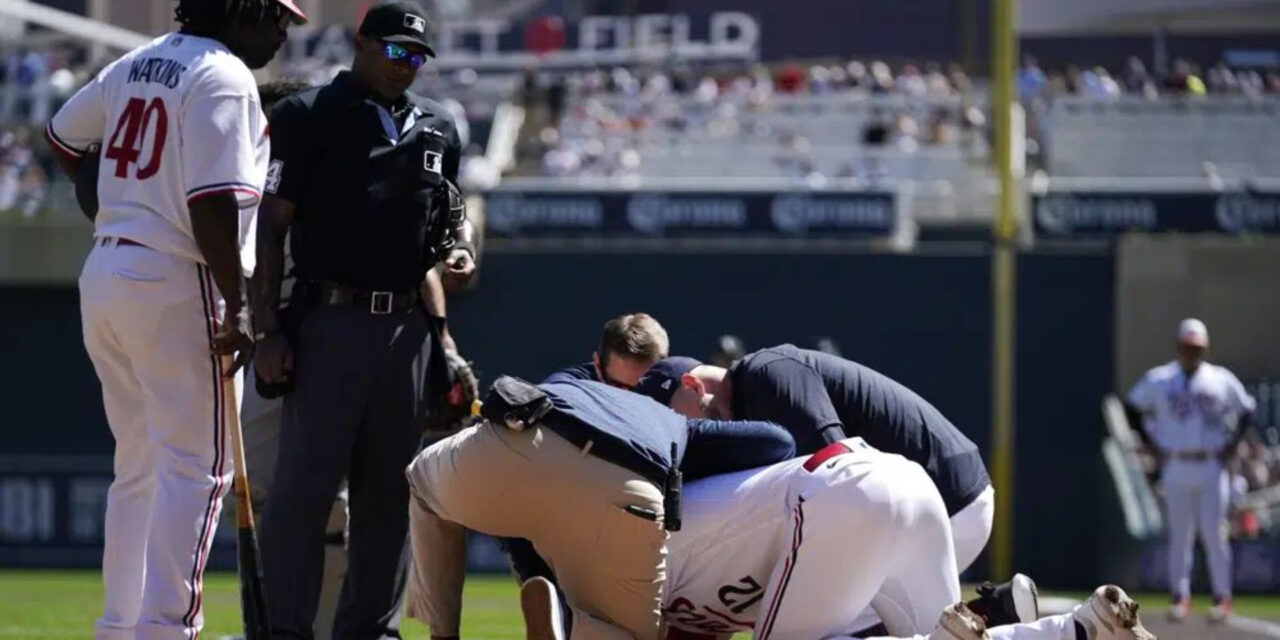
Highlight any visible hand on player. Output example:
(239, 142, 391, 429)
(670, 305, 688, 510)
(212, 305, 255, 376)
(255, 333, 294, 384)
(442, 247, 476, 292)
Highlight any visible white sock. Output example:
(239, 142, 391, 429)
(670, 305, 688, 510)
(855, 612, 1077, 640)
(987, 612, 1077, 640)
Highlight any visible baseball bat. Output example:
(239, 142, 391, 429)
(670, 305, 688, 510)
(221, 355, 271, 640)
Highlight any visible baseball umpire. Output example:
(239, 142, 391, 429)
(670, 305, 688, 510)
(251, 2, 477, 638)
(405, 376, 796, 640)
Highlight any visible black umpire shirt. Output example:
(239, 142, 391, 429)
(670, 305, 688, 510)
(265, 71, 463, 292)
(730, 344, 991, 515)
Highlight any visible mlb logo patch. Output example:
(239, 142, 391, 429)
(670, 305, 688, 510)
(404, 14, 427, 33)
(265, 160, 284, 194)
(424, 151, 443, 175)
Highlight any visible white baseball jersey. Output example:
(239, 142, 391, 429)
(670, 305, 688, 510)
(665, 438, 960, 639)
(1127, 362, 1256, 454)
(46, 33, 266, 269)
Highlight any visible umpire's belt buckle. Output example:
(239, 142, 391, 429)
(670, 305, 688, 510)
(370, 291, 394, 314)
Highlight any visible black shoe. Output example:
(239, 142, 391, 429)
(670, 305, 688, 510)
(968, 573, 1039, 626)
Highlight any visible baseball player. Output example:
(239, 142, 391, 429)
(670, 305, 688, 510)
(520, 438, 1155, 640)
(44, 1, 305, 638)
(1126, 318, 1256, 623)
(634, 347, 994, 575)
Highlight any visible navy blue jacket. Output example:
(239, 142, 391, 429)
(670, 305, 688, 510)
(540, 379, 795, 481)
(730, 344, 990, 515)
(542, 362, 596, 385)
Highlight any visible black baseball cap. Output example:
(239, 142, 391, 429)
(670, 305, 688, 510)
(632, 357, 703, 406)
(359, 1, 436, 57)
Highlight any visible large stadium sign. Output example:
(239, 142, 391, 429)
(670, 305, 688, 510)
(482, 189, 899, 240)
(1033, 191, 1280, 238)
(286, 10, 761, 70)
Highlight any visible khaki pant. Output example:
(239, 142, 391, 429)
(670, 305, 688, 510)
(406, 422, 667, 640)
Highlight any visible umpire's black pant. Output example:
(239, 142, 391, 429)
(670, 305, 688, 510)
(261, 305, 435, 640)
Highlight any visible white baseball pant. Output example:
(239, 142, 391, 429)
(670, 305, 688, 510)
(1162, 458, 1232, 600)
(80, 240, 231, 640)
(754, 445, 961, 640)
(951, 485, 996, 574)
(852, 611, 1080, 640)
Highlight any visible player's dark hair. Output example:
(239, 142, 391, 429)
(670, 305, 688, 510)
(599, 313, 669, 368)
(175, 0, 277, 37)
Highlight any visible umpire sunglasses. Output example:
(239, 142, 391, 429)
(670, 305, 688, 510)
(382, 42, 430, 69)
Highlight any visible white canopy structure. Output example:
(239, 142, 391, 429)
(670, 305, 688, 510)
(1020, 0, 1280, 35)
(0, 0, 148, 51)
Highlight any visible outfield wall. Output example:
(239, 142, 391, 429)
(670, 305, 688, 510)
(0, 246, 1119, 587)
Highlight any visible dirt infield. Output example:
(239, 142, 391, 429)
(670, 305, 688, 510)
(1144, 617, 1280, 640)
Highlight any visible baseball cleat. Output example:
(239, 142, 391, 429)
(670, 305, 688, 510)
(1073, 585, 1156, 640)
(1166, 596, 1188, 623)
(1207, 597, 1231, 624)
(968, 573, 1039, 626)
(928, 602, 990, 640)
(521, 576, 565, 640)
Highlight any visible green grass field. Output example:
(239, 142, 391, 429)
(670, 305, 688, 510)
(3, 570, 1280, 640)
(0, 570, 520, 640)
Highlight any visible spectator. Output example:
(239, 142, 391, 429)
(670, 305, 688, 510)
(1018, 55, 1047, 102)
(869, 60, 894, 93)
(1123, 57, 1154, 95)
(846, 60, 869, 91)
(1206, 62, 1239, 94)
(947, 63, 973, 95)
(924, 61, 951, 97)
(896, 64, 927, 97)
(1090, 67, 1121, 98)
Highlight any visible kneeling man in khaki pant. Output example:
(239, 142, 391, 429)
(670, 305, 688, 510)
(405, 375, 795, 640)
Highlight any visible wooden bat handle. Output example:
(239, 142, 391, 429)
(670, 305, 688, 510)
(221, 355, 256, 529)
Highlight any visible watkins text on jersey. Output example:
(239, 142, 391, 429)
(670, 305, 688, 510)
(127, 58, 188, 89)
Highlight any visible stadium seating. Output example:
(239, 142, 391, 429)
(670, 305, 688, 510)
(1047, 96, 1280, 179)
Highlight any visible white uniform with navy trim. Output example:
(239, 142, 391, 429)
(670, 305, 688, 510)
(664, 438, 961, 640)
(47, 32, 266, 640)
(1127, 361, 1256, 602)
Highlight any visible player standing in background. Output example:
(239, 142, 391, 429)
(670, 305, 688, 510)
(43, 1, 305, 638)
(1126, 318, 1256, 624)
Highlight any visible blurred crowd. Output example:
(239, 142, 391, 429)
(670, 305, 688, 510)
(526, 60, 989, 180)
(7, 34, 1280, 204)
(0, 46, 97, 220)
(1020, 55, 1280, 103)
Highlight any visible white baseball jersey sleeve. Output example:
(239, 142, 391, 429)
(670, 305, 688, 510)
(1126, 362, 1256, 453)
(47, 34, 267, 266)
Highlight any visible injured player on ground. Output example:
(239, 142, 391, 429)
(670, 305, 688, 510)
(519, 438, 1155, 640)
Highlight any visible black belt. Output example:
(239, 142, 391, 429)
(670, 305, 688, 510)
(298, 281, 421, 315)
(98, 236, 148, 249)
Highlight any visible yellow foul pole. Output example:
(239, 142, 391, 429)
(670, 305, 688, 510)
(990, 0, 1018, 582)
